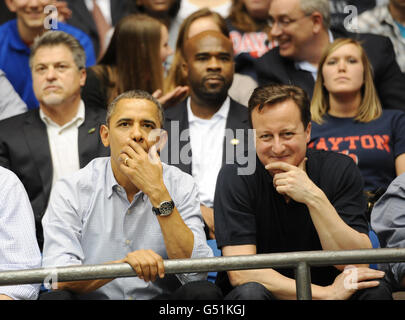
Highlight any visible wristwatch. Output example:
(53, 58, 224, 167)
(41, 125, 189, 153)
(152, 200, 175, 216)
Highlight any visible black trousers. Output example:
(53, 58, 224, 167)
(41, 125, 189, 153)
(38, 280, 223, 300)
(224, 277, 393, 300)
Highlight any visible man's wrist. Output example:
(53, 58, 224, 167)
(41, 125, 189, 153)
(304, 186, 326, 209)
(147, 184, 171, 208)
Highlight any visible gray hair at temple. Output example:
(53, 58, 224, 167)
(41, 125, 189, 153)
(300, 0, 330, 29)
(106, 90, 165, 127)
(29, 31, 86, 70)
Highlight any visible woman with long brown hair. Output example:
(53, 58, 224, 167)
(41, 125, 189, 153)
(227, 0, 276, 80)
(82, 13, 187, 110)
(309, 38, 405, 193)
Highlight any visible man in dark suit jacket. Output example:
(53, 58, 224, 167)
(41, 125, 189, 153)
(65, 0, 130, 57)
(0, 31, 109, 250)
(255, 0, 405, 112)
(161, 31, 253, 239)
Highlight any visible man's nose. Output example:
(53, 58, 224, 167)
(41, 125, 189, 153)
(270, 21, 282, 37)
(271, 136, 285, 154)
(131, 125, 144, 143)
(207, 57, 221, 71)
(45, 66, 57, 80)
(28, 0, 41, 8)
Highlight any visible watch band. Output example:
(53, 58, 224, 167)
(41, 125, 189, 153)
(152, 200, 174, 216)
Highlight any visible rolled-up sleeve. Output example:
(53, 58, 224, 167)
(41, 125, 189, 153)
(371, 173, 405, 288)
(41, 178, 85, 268)
(0, 169, 41, 300)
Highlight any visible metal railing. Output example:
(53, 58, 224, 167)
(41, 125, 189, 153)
(1, 247, 405, 300)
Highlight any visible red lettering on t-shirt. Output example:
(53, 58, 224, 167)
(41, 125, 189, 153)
(344, 136, 359, 149)
(315, 137, 328, 150)
(373, 134, 390, 152)
(328, 137, 344, 151)
(229, 31, 270, 57)
(360, 135, 375, 149)
(229, 31, 242, 54)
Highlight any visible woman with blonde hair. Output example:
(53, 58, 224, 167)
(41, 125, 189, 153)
(82, 13, 187, 109)
(309, 38, 405, 193)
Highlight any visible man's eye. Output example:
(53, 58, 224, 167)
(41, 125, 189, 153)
(279, 18, 293, 27)
(282, 132, 294, 138)
(196, 55, 208, 61)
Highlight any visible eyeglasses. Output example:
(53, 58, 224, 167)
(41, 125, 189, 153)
(268, 14, 311, 30)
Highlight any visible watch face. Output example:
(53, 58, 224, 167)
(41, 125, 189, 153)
(159, 200, 174, 216)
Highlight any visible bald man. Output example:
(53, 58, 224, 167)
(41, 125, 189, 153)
(162, 31, 252, 240)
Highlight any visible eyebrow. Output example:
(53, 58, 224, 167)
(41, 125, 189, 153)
(143, 119, 157, 127)
(195, 51, 232, 57)
(116, 118, 157, 126)
(34, 60, 71, 66)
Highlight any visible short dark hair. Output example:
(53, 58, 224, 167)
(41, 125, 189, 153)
(248, 84, 311, 128)
(106, 89, 164, 126)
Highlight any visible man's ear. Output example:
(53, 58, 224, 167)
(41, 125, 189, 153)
(181, 58, 189, 79)
(5, 0, 17, 12)
(305, 121, 312, 143)
(79, 68, 86, 87)
(100, 124, 110, 148)
(311, 12, 324, 34)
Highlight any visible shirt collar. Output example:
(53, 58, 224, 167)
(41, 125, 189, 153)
(106, 158, 120, 199)
(187, 96, 231, 123)
(40, 100, 85, 129)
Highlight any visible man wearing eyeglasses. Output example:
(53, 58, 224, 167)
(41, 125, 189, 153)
(255, 0, 405, 112)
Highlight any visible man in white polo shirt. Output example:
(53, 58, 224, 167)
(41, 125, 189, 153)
(162, 31, 252, 239)
(0, 31, 109, 250)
